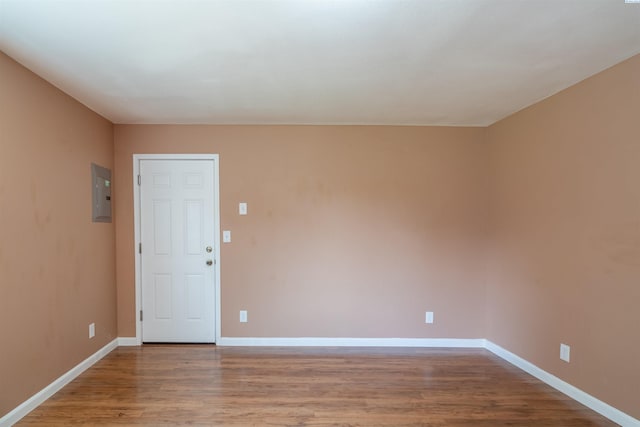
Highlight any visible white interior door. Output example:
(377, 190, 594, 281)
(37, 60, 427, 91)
(139, 159, 216, 342)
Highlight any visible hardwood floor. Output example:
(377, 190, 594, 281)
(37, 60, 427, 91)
(18, 346, 615, 426)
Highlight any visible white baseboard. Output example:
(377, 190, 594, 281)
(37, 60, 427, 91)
(485, 340, 639, 427)
(217, 337, 485, 348)
(3, 337, 636, 427)
(117, 337, 140, 346)
(0, 338, 118, 427)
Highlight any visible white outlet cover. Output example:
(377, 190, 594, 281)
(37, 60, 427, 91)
(89, 323, 95, 338)
(560, 343, 570, 362)
(223, 230, 231, 243)
(239, 202, 247, 215)
(425, 311, 434, 324)
(239, 310, 248, 323)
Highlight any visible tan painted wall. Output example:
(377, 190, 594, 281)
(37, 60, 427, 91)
(0, 52, 116, 417)
(114, 125, 488, 339)
(486, 54, 640, 418)
(4, 41, 636, 422)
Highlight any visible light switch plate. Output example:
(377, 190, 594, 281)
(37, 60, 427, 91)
(239, 202, 247, 215)
(89, 323, 95, 338)
(223, 230, 231, 243)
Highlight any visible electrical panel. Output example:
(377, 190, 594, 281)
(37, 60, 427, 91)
(91, 163, 112, 223)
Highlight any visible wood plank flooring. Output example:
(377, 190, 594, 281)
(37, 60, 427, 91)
(18, 346, 616, 426)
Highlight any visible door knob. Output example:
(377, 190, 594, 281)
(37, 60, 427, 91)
(206, 260, 213, 266)
(206, 246, 213, 253)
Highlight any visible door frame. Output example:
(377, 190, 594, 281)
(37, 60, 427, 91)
(132, 154, 221, 345)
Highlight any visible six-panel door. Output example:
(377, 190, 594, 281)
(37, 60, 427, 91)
(140, 159, 216, 342)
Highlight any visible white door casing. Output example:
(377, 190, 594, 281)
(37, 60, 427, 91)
(134, 155, 220, 343)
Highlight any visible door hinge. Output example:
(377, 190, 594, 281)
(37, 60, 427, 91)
(140, 310, 143, 321)
(137, 174, 141, 186)
(139, 243, 142, 254)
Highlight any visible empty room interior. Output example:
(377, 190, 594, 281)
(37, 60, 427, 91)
(1, 0, 639, 425)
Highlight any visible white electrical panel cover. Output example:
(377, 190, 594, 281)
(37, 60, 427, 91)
(91, 163, 112, 223)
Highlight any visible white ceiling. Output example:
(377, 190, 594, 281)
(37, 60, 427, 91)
(1, 0, 639, 126)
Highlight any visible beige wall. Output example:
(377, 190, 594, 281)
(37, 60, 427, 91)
(114, 125, 488, 338)
(3, 43, 637, 421)
(0, 52, 116, 417)
(486, 54, 640, 418)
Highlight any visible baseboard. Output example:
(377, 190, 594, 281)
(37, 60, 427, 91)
(3, 337, 636, 427)
(485, 340, 639, 427)
(217, 337, 486, 347)
(0, 338, 118, 427)
(117, 337, 140, 346)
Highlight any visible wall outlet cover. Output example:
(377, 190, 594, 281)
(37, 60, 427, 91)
(425, 311, 434, 324)
(560, 343, 570, 362)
